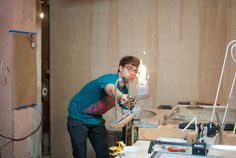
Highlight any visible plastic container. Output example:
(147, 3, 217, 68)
(124, 146, 140, 158)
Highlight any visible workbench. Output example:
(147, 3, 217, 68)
(121, 140, 236, 158)
(139, 106, 236, 145)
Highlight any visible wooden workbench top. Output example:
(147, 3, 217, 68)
(120, 140, 236, 158)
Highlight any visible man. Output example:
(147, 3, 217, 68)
(67, 56, 140, 158)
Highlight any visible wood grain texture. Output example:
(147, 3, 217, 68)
(12, 33, 37, 108)
(0, 0, 39, 157)
(198, 0, 233, 104)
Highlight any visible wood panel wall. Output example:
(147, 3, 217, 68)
(51, 0, 236, 157)
(0, 0, 41, 157)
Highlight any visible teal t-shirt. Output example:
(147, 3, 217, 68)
(68, 73, 128, 125)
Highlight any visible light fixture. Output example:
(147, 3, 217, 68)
(40, 12, 44, 19)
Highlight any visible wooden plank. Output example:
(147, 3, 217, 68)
(110, 113, 134, 128)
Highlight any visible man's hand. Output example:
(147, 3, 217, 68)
(120, 94, 136, 109)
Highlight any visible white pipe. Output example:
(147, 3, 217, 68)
(181, 117, 197, 133)
(221, 72, 236, 128)
(114, 77, 130, 121)
(115, 78, 121, 120)
(195, 117, 198, 133)
(230, 44, 236, 63)
(208, 144, 236, 151)
(211, 40, 236, 122)
(127, 80, 131, 112)
(220, 43, 236, 130)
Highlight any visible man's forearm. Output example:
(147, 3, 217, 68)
(104, 84, 125, 101)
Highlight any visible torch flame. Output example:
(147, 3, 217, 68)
(137, 59, 149, 95)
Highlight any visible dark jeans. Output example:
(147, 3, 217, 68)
(67, 117, 109, 158)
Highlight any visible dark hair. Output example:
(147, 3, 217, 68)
(118, 56, 140, 71)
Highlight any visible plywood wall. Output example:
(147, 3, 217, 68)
(50, 0, 236, 157)
(0, 0, 41, 157)
(12, 33, 37, 109)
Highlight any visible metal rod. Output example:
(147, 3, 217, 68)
(155, 141, 236, 152)
(114, 78, 120, 120)
(131, 119, 134, 145)
(155, 140, 192, 147)
(127, 80, 130, 112)
(208, 144, 236, 151)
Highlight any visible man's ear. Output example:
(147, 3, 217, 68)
(119, 65, 123, 71)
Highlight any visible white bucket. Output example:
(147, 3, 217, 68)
(124, 146, 140, 158)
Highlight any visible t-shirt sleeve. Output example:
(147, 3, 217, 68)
(97, 75, 114, 90)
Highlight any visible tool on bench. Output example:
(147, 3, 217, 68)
(167, 146, 186, 152)
(192, 142, 208, 156)
(155, 140, 192, 147)
(151, 140, 208, 156)
(109, 141, 126, 156)
(207, 122, 218, 137)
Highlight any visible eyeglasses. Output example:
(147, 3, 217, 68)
(124, 65, 138, 74)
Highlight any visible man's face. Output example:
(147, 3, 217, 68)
(119, 64, 138, 81)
